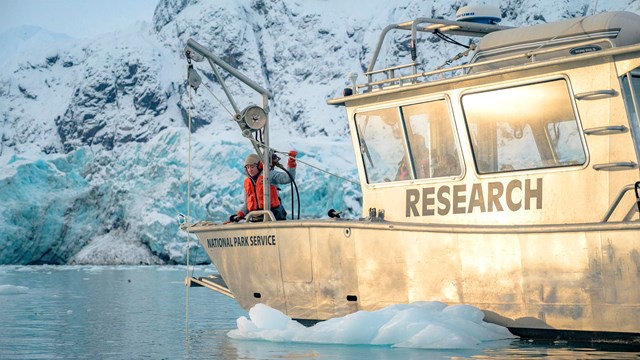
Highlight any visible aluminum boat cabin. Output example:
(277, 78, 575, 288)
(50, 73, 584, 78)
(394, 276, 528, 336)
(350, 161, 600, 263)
(183, 10, 640, 344)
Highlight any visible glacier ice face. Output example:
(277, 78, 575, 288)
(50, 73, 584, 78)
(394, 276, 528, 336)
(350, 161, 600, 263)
(1, 150, 93, 264)
(0, 0, 637, 264)
(0, 125, 360, 264)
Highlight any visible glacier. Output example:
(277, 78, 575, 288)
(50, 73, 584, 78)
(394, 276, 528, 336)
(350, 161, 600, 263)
(1, 0, 638, 265)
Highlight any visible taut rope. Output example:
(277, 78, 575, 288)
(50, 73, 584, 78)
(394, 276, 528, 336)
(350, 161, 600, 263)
(265, 146, 359, 186)
(200, 81, 236, 119)
(185, 82, 193, 333)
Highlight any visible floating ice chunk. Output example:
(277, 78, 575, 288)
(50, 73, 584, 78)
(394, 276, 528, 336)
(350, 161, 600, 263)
(295, 307, 395, 344)
(0, 284, 29, 295)
(371, 304, 444, 345)
(250, 303, 291, 330)
(229, 304, 305, 342)
(395, 324, 479, 349)
(228, 302, 517, 349)
(443, 304, 485, 323)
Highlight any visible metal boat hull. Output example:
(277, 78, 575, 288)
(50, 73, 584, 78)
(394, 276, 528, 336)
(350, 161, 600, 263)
(189, 220, 640, 342)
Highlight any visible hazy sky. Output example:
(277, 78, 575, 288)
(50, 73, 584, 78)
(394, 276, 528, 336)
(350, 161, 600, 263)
(0, 0, 160, 38)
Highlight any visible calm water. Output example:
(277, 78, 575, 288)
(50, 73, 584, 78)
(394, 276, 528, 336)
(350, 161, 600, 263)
(1, 265, 639, 359)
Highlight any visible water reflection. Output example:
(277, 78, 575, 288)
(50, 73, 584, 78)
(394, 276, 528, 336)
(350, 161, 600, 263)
(1, 266, 638, 359)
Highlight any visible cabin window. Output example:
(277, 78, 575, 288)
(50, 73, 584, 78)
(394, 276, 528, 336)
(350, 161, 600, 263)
(354, 107, 406, 183)
(462, 80, 586, 174)
(401, 101, 462, 179)
(354, 99, 462, 184)
(621, 69, 640, 159)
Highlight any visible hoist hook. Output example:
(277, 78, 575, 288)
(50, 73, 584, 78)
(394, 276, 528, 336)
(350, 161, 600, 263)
(187, 64, 201, 91)
(184, 49, 201, 91)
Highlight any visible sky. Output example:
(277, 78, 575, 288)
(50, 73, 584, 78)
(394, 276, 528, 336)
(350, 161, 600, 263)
(0, 0, 160, 38)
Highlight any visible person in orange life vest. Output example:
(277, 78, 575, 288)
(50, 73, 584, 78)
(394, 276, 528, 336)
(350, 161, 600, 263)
(230, 151, 298, 221)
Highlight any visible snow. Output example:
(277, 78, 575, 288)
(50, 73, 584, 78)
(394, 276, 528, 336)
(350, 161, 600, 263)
(229, 302, 516, 349)
(0, 25, 74, 68)
(0, 0, 638, 264)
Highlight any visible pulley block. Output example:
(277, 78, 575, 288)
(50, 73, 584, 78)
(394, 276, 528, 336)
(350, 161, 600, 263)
(241, 105, 267, 130)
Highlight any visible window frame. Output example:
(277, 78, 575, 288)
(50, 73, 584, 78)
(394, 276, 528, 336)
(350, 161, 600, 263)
(352, 95, 465, 187)
(620, 69, 640, 162)
(459, 76, 589, 177)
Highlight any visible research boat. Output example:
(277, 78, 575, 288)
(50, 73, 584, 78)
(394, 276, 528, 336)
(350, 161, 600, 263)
(182, 8, 640, 344)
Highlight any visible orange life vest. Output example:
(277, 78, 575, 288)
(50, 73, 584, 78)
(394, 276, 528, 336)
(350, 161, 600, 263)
(244, 175, 280, 211)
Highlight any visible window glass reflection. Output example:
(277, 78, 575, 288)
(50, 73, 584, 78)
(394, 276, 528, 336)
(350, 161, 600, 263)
(462, 80, 586, 174)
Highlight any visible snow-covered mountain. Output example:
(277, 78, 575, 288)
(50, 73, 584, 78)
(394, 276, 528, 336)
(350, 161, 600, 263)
(1, 0, 638, 265)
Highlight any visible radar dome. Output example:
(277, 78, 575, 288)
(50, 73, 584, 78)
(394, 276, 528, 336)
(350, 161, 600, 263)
(455, 5, 501, 24)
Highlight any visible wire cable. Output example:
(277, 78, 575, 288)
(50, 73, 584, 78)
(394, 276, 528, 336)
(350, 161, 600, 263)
(266, 147, 359, 186)
(275, 165, 301, 220)
(434, 29, 470, 49)
(185, 80, 193, 334)
(200, 80, 237, 119)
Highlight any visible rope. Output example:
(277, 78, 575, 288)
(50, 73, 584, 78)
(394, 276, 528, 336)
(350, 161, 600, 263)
(200, 81, 236, 119)
(185, 82, 193, 334)
(528, 17, 590, 57)
(264, 146, 359, 186)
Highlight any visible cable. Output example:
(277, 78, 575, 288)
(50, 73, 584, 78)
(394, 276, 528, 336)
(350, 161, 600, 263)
(288, 167, 301, 220)
(185, 75, 193, 335)
(635, 181, 640, 213)
(433, 29, 470, 49)
(293, 174, 300, 220)
(275, 164, 300, 220)
(528, 17, 593, 56)
(266, 147, 359, 186)
(200, 81, 236, 119)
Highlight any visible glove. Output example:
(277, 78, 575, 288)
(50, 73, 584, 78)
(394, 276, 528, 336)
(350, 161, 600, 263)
(287, 150, 298, 168)
(229, 211, 245, 222)
(271, 153, 281, 168)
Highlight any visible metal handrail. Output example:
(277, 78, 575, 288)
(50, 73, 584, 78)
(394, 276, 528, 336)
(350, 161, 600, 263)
(636, 181, 640, 214)
(367, 17, 509, 74)
(574, 89, 618, 100)
(362, 38, 625, 93)
(583, 125, 628, 135)
(364, 62, 420, 76)
(187, 216, 640, 234)
(593, 162, 638, 171)
(328, 43, 640, 106)
(602, 184, 637, 222)
(246, 210, 276, 222)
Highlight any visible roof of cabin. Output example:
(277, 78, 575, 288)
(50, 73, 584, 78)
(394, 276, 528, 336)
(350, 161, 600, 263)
(473, 11, 640, 59)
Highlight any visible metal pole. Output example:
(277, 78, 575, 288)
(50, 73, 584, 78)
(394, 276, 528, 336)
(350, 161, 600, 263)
(186, 39, 272, 98)
(262, 93, 270, 219)
(207, 58, 240, 114)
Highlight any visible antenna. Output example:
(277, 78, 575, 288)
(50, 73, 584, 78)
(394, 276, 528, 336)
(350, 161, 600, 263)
(455, 5, 502, 24)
